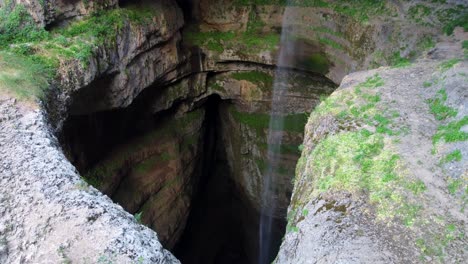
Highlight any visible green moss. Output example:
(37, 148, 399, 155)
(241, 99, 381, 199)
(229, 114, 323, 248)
(427, 89, 458, 121)
(231, 71, 273, 90)
(417, 35, 435, 51)
(447, 179, 463, 195)
(442, 11, 468, 35)
(407, 180, 427, 195)
(389, 52, 411, 68)
(423, 81, 432, 88)
(441, 149, 462, 164)
(0, 3, 162, 100)
(356, 74, 385, 89)
(433, 116, 468, 144)
(298, 53, 330, 74)
(307, 129, 422, 222)
(318, 37, 344, 50)
(408, 4, 431, 23)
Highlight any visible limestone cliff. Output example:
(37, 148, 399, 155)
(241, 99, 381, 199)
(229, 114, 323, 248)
(276, 37, 467, 263)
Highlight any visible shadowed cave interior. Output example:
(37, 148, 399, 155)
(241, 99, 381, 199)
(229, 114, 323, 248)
(60, 87, 288, 264)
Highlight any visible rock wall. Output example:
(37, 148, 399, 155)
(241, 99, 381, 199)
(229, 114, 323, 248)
(0, 98, 179, 264)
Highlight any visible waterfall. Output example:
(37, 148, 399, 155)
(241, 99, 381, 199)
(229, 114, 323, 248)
(258, 2, 296, 264)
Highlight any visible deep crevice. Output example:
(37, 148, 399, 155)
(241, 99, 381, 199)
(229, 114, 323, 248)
(173, 95, 251, 264)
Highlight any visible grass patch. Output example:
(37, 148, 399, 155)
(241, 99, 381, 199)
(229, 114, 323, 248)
(442, 11, 468, 35)
(389, 52, 411, 68)
(427, 89, 457, 121)
(231, 71, 273, 90)
(0, 3, 161, 100)
(423, 81, 432, 88)
(307, 129, 422, 222)
(438, 59, 460, 72)
(407, 180, 427, 195)
(433, 116, 468, 144)
(417, 35, 435, 51)
(318, 37, 344, 50)
(447, 179, 463, 195)
(356, 74, 385, 90)
(441, 149, 462, 164)
(0, 51, 52, 100)
(408, 4, 431, 24)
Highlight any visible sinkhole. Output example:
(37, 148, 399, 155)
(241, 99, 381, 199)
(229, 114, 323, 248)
(60, 92, 287, 263)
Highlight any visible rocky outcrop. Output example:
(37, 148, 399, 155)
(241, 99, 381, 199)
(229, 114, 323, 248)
(0, 98, 179, 264)
(276, 51, 467, 263)
(4, 0, 118, 27)
(47, 0, 186, 130)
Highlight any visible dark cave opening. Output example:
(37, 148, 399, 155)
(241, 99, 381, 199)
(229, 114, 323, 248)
(173, 94, 251, 264)
(60, 80, 289, 264)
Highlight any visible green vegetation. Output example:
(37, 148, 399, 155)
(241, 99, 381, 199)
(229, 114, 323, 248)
(417, 35, 435, 51)
(408, 4, 431, 24)
(230, 107, 309, 134)
(308, 129, 423, 223)
(441, 149, 462, 164)
(427, 89, 457, 120)
(0, 51, 52, 100)
(447, 179, 463, 195)
(318, 37, 344, 50)
(134, 211, 143, 223)
(438, 59, 460, 72)
(310, 26, 344, 38)
(407, 180, 427, 195)
(416, 223, 464, 261)
(0, 2, 160, 100)
(389, 52, 411, 68)
(356, 74, 385, 90)
(298, 53, 330, 74)
(231, 71, 273, 89)
(184, 9, 279, 53)
(442, 11, 468, 35)
(433, 116, 468, 144)
(423, 81, 432, 88)
(295, 74, 426, 225)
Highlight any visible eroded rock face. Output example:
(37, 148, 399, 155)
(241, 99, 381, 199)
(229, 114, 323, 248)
(0, 98, 179, 264)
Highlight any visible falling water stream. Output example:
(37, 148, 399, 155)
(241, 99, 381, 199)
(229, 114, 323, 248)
(258, 2, 297, 264)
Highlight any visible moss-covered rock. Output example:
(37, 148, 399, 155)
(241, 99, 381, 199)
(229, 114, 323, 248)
(276, 58, 468, 263)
